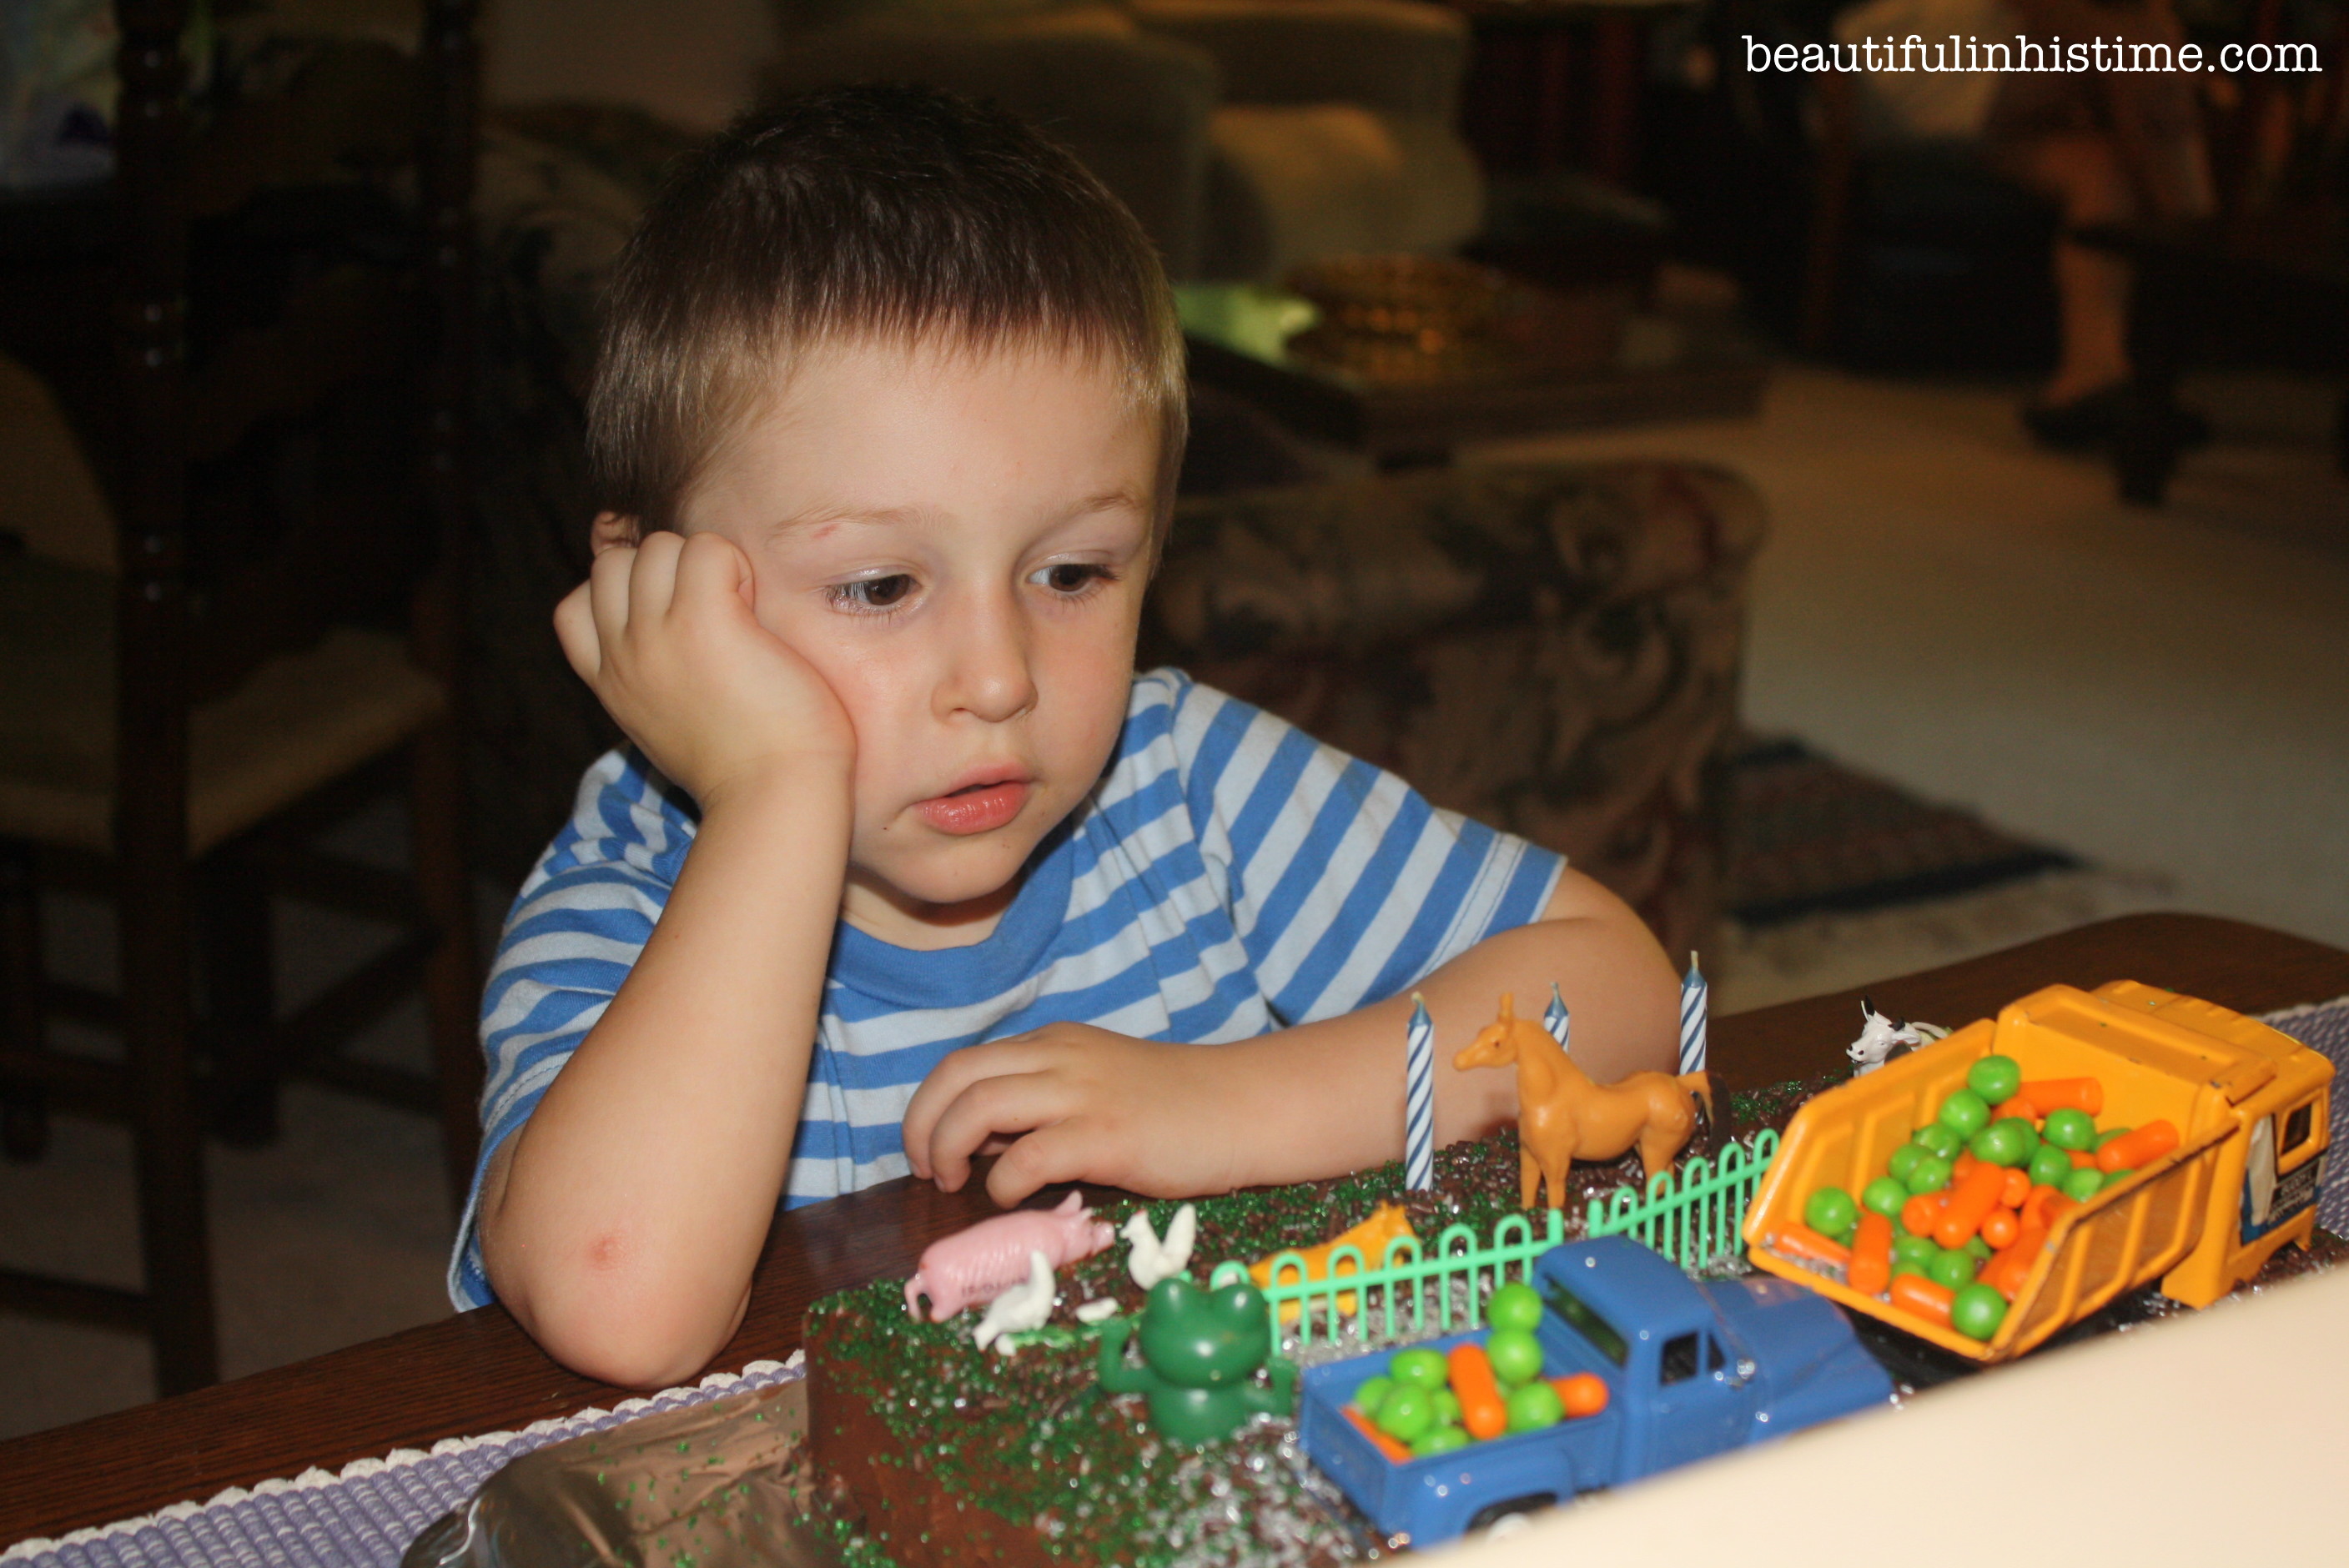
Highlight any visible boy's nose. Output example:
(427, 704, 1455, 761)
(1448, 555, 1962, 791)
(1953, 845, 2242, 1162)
(937, 589, 1038, 724)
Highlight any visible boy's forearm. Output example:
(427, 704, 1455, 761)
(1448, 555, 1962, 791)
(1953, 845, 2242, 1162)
(1222, 892, 1680, 1189)
(480, 763, 850, 1386)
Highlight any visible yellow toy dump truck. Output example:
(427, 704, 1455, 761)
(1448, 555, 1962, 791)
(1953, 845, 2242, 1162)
(1744, 981, 2331, 1364)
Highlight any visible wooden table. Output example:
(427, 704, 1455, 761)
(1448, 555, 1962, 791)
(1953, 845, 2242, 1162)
(1185, 304, 1765, 469)
(4, 912, 2344, 1548)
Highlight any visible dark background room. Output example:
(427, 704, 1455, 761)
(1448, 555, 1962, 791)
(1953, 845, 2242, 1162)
(0, 0, 2343, 1458)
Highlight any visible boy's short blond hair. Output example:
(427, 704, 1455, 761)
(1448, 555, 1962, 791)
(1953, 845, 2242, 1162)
(586, 83, 1188, 535)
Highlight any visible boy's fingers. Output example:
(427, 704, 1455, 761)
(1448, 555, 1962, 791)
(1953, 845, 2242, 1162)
(985, 1124, 1104, 1209)
(626, 530, 685, 627)
(923, 1071, 1072, 1194)
(587, 544, 636, 645)
(902, 1040, 1057, 1180)
(673, 530, 752, 614)
(552, 582, 601, 681)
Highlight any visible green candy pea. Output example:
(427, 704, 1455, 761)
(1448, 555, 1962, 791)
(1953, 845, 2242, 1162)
(1964, 1235, 1992, 1261)
(2027, 1143, 2074, 1188)
(1376, 1386, 1434, 1442)
(1968, 1054, 2023, 1104)
(1969, 1122, 2030, 1168)
(1887, 1144, 1924, 1184)
(1950, 1283, 2008, 1341)
(1938, 1088, 1992, 1140)
(1806, 1187, 1859, 1239)
(1863, 1176, 1911, 1219)
(1487, 1282, 1544, 1334)
(2061, 1165, 2105, 1203)
(1485, 1329, 1544, 1389)
(1413, 1424, 1472, 1457)
(1506, 1380, 1564, 1433)
(1912, 1124, 1964, 1161)
(1995, 1116, 2040, 1160)
(1431, 1389, 1462, 1426)
(1892, 1234, 1938, 1272)
(1904, 1153, 1954, 1196)
(1354, 1376, 1394, 1416)
(1927, 1248, 1977, 1290)
(2043, 1109, 2096, 1151)
(2104, 1168, 2134, 1188)
(1389, 1348, 1449, 1391)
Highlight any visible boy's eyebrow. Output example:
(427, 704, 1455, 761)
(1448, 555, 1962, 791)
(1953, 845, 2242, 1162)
(767, 489, 1149, 540)
(763, 503, 935, 541)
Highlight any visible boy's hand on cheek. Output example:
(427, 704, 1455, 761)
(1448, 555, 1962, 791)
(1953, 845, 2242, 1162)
(554, 531, 855, 811)
(903, 1027, 1246, 1207)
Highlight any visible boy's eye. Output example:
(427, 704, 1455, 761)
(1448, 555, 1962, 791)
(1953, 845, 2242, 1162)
(1033, 562, 1112, 594)
(838, 574, 914, 609)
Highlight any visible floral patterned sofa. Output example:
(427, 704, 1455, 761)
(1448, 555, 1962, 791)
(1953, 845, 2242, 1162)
(465, 108, 1767, 957)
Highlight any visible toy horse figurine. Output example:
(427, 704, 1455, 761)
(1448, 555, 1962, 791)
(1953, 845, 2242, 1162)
(1452, 993, 1714, 1211)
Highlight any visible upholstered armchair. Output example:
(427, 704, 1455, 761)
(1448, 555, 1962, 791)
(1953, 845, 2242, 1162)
(758, 0, 1486, 280)
(1144, 461, 1768, 960)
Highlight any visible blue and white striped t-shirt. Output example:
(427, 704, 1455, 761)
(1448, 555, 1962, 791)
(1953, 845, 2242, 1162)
(449, 667, 1562, 1309)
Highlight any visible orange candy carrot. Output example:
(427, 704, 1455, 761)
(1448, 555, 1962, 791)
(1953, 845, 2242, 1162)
(1447, 1342, 1510, 1441)
(1552, 1372, 1609, 1419)
(1849, 1212, 1894, 1297)
(1934, 1160, 2009, 1249)
(1768, 1222, 1854, 1268)
(1979, 1208, 2019, 1249)
(2022, 1186, 2078, 1230)
(1991, 1095, 2031, 1123)
(1952, 1151, 1979, 1180)
(1901, 1192, 1949, 1237)
(1999, 1168, 2032, 1208)
(1889, 1273, 1955, 1328)
(2097, 1118, 2180, 1173)
(2068, 1148, 2097, 1168)
(1346, 1405, 1415, 1464)
(2019, 1078, 2104, 1117)
(1981, 1224, 2044, 1299)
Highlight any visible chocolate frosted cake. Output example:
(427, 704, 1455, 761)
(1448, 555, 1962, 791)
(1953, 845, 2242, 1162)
(802, 1128, 1698, 1568)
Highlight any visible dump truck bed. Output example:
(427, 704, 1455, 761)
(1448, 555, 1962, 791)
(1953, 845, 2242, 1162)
(1744, 981, 2331, 1363)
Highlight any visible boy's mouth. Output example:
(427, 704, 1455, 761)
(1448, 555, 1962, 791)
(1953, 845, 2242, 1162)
(914, 772, 1032, 836)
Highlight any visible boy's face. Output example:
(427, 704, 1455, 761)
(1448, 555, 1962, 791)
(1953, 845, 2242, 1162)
(653, 335, 1158, 947)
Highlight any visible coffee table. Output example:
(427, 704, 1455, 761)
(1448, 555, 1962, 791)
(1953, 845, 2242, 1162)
(1184, 279, 1766, 466)
(2, 912, 2343, 1548)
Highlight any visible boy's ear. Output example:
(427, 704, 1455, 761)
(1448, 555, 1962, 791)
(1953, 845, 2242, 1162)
(591, 511, 642, 555)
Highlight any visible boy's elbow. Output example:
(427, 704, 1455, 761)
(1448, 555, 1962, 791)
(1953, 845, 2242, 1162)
(536, 1309, 725, 1391)
(490, 1231, 742, 1390)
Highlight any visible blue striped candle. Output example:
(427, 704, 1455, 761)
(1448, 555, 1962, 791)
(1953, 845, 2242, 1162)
(1678, 953, 1708, 1075)
(1405, 992, 1435, 1189)
(1543, 983, 1570, 1053)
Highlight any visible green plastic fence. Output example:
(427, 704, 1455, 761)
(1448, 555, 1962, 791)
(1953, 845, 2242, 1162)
(1206, 1130, 1779, 1349)
(1583, 1128, 1780, 1273)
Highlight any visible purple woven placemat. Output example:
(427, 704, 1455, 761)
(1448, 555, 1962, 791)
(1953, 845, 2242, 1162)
(1, 1357, 803, 1568)
(9, 993, 2346, 1568)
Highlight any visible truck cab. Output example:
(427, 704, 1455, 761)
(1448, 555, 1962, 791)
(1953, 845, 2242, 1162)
(1299, 1238, 1894, 1547)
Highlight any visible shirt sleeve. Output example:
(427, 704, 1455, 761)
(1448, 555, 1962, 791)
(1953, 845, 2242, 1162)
(1162, 671, 1565, 1028)
(445, 747, 698, 1310)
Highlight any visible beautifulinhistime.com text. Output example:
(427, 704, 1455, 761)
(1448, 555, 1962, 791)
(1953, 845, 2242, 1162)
(1743, 34, 2322, 72)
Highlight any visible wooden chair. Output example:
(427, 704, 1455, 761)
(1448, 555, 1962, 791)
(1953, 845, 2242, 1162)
(0, 0, 482, 1395)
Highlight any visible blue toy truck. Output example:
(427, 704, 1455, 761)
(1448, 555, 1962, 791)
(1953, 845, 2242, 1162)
(1299, 1236, 1894, 1545)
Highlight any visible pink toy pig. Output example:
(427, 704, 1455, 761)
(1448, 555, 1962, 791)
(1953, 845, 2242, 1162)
(903, 1192, 1115, 1321)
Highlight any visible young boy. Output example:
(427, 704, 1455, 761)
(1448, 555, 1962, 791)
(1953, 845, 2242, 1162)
(458, 85, 1680, 1388)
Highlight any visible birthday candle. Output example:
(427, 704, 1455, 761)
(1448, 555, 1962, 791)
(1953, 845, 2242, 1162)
(1405, 992, 1435, 1190)
(1678, 953, 1708, 1076)
(1543, 983, 1570, 1053)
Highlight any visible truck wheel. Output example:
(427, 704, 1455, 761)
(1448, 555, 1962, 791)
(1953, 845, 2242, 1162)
(1467, 1495, 1555, 1536)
